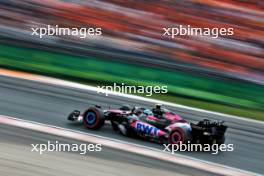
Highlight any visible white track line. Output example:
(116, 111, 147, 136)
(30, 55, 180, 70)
(0, 115, 260, 176)
(0, 68, 263, 125)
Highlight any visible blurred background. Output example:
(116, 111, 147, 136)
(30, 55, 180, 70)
(0, 0, 263, 120)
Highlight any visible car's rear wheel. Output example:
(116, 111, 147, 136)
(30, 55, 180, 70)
(169, 128, 189, 144)
(83, 107, 105, 129)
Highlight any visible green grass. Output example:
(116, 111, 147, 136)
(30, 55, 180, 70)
(151, 94, 263, 121)
(0, 44, 263, 121)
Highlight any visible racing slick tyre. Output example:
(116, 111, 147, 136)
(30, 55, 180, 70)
(168, 128, 189, 144)
(83, 107, 105, 129)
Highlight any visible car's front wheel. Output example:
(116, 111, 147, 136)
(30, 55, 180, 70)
(83, 107, 105, 129)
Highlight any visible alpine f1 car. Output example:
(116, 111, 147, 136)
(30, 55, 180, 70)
(67, 104, 227, 145)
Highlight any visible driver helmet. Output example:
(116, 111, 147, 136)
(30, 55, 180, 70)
(133, 107, 143, 115)
(143, 109, 153, 116)
(155, 104, 162, 109)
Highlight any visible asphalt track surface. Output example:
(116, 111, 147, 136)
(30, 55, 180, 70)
(0, 75, 263, 174)
(0, 124, 216, 176)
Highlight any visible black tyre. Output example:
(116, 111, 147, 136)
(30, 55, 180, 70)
(168, 128, 189, 144)
(83, 107, 105, 129)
